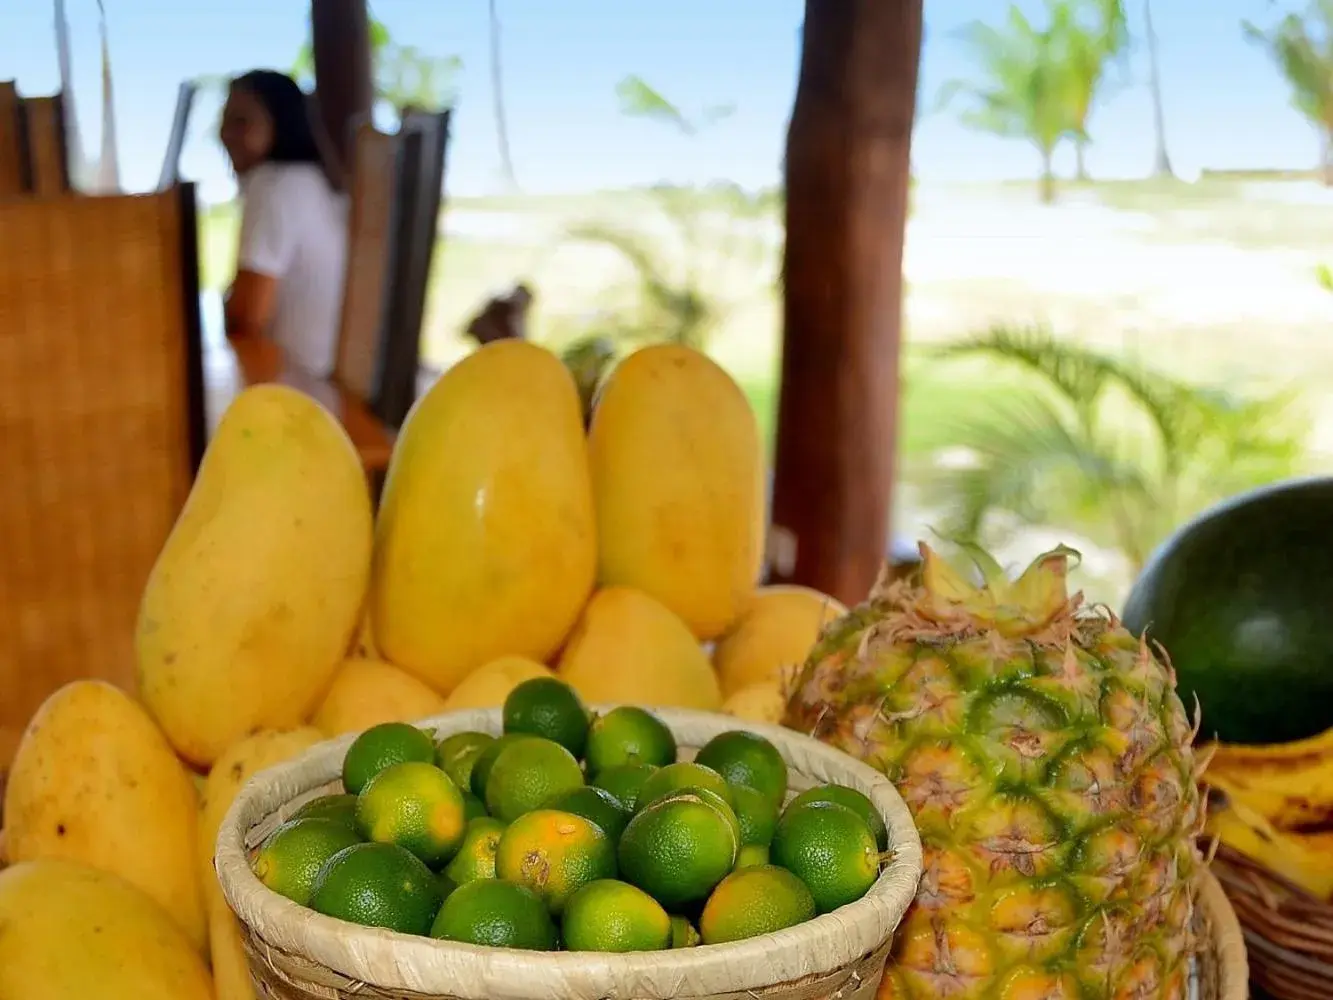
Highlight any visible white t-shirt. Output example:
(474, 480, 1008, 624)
(236, 162, 348, 378)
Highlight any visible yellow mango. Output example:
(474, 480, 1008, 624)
(199, 727, 323, 1000)
(2, 681, 207, 951)
(558, 587, 721, 710)
(0, 860, 213, 1000)
(721, 681, 786, 725)
(589, 344, 765, 640)
(312, 658, 446, 736)
(371, 340, 596, 691)
(713, 585, 847, 696)
(443, 655, 553, 711)
(135, 384, 374, 767)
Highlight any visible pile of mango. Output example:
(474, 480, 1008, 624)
(0, 341, 842, 1000)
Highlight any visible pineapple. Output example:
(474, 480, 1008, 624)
(783, 544, 1205, 1000)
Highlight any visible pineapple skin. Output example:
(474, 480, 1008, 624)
(784, 558, 1205, 1000)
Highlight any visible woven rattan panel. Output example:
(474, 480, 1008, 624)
(0, 190, 195, 775)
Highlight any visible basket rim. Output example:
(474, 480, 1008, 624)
(215, 707, 925, 999)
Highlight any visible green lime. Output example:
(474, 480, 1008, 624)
(356, 761, 467, 867)
(694, 730, 788, 807)
(252, 817, 362, 906)
(700, 865, 816, 944)
(734, 843, 769, 869)
(342, 722, 436, 796)
(585, 707, 677, 773)
(430, 878, 557, 950)
(502, 677, 590, 757)
(308, 842, 443, 935)
(470, 733, 537, 801)
(290, 793, 359, 830)
(787, 784, 889, 851)
(637, 762, 734, 812)
(561, 879, 671, 952)
(675, 786, 741, 847)
(592, 763, 659, 811)
(443, 817, 505, 884)
(435, 731, 495, 789)
(548, 786, 632, 842)
(771, 801, 880, 914)
(438, 871, 458, 898)
(618, 791, 738, 908)
(484, 737, 585, 823)
(731, 783, 779, 847)
(461, 790, 489, 822)
(669, 914, 701, 948)
(495, 809, 617, 915)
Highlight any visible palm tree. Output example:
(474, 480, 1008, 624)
(1143, 0, 1175, 178)
(488, 0, 518, 190)
(937, 7, 1070, 202)
(1243, 1, 1333, 184)
(915, 328, 1306, 573)
(1050, 0, 1128, 181)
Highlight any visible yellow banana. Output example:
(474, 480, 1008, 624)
(1204, 725, 1333, 769)
(1204, 764, 1333, 831)
(1205, 792, 1333, 901)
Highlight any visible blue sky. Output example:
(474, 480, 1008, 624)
(0, 0, 1322, 203)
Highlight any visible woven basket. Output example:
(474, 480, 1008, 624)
(216, 708, 924, 1000)
(1211, 843, 1328, 1000)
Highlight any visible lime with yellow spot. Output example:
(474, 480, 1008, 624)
(699, 864, 816, 944)
(495, 809, 616, 914)
(734, 843, 769, 869)
(342, 722, 436, 795)
(430, 878, 557, 950)
(694, 730, 788, 808)
(561, 879, 671, 952)
(308, 842, 443, 935)
(584, 707, 676, 773)
(435, 730, 495, 790)
(443, 817, 505, 885)
(592, 763, 658, 812)
(771, 801, 880, 913)
(618, 790, 738, 908)
(252, 817, 362, 906)
(484, 737, 584, 823)
(636, 761, 733, 812)
(355, 761, 467, 867)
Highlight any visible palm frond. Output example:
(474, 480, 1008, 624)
(615, 75, 695, 135)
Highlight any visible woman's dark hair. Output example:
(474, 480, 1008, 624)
(230, 69, 323, 166)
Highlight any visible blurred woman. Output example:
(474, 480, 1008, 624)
(219, 69, 347, 379)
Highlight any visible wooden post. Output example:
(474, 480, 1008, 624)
(310, 0, 373, 173)
(768, 0, 923, 607)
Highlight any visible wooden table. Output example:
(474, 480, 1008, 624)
(200, 292, 395, 473)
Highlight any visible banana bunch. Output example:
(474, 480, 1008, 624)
(1203, 727, 1333, 901)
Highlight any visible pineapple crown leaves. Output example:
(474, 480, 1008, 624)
(909, 541, 1084, 637)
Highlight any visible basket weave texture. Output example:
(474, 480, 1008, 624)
(1211, 844, 1327, 1000)
(216, 708, 924, 1000)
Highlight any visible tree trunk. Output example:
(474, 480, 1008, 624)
(311, 0, 373, 176)
(769, 0, 923, 606)
(1144, 0, 1175, 179)
(1322, 131, 1333, 186)
(1039, 151, 1056, 204)
(488, 0, 519, 190)
(1075, 140, 1089, 182)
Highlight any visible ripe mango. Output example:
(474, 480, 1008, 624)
(589, 344, 765, 640)
(135, 384, 374, 766)
(313, 657, 446, 736)
(0, 860, 213, 1000)
(558, 587, 722, 710)
(199, 727, 323, 1000)
(2, 681, 206, 951)
(713, 585, 847, 696)
(443, 655, 553, 711)
(371, 341, 596, 691)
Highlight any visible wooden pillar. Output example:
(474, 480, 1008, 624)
(310, 0, 373, 172)
(767, 0, 923, 607)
